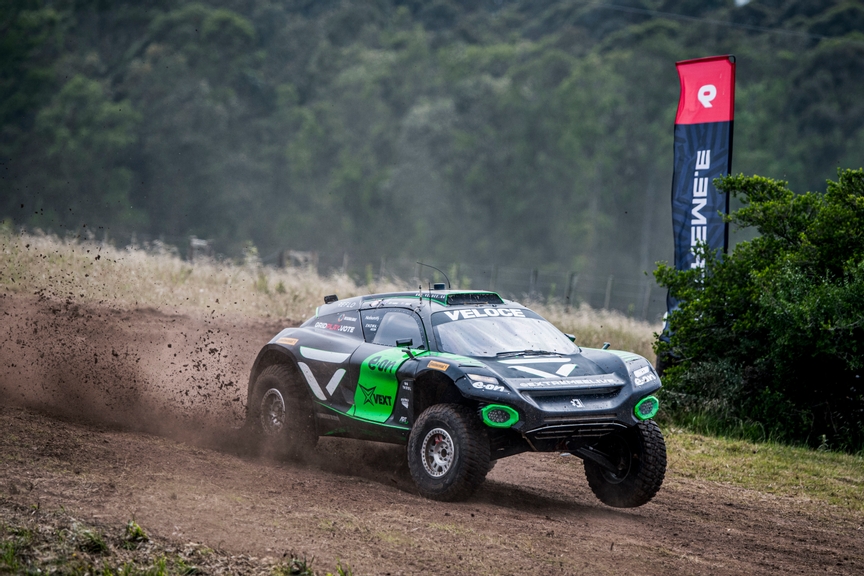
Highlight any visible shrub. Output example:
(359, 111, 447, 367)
(655, 168, 864, 451)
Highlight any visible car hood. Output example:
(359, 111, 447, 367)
(474, 353, 622, 385)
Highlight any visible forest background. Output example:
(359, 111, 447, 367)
(2, 0, 864, 318)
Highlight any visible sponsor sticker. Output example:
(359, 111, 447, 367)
(360, 385, 392, 406)
(399, 416, 408, 424)
(634, 373, 657, 386)
(472, 382, 506, 393)
(277, 337, 298, 346)
(571, 399, 584, 408)
(428, 360, 450, 371)
(337, 313, 357, 323)
(517, 376, 623, 389)
(318, 413, 340, 422)
(634, 366, 651, 378)
(314, 321, 356, 334)
(401, 398, 409, 408)
(444, 308, 525, 321)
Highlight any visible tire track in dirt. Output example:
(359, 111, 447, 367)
(1, 293, 862, 575)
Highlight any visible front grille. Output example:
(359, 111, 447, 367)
(524, 386, 623, 411)
(527, 390, 621, 404)
(527, 417, 625, 440)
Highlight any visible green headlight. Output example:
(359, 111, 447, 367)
(634, 395, 660, 421)
(481, 404, 519, 428)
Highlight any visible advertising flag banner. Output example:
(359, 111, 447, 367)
(670, 55, 736, 273)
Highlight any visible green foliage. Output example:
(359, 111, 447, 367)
(77, 528, 109, 555)
(656, 169, 864, 452)
(31, 74, 143, 233)
(2, 0, 864, 282)
(123, 520, 148, 550)
(272, 554, 353, 576)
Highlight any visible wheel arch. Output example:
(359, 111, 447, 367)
(412, 369, 474, 422)
(246, 345, 303, 416)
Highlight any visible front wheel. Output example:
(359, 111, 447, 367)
(407, 404, 491, 501)
(583, 420, 666, 508)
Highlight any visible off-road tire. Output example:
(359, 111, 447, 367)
(248, 364, 318, 459)
(407, 404, 491, 501)
(584, 420, 666, 508)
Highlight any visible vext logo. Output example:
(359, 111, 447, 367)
(360, 385, 392, 406)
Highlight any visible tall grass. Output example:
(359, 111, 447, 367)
(0, 228, 657, 355)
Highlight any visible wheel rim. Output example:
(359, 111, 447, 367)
(260, 388, 286, 436)
(421, 427, 455, 478)
(600, 435, 633, 484)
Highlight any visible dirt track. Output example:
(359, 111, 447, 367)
(1, 293, 862, 575)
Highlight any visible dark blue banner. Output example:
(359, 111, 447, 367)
(671, 121, 733, 270)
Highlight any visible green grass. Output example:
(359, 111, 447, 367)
(664, 426, 864, 514)
(0, 510, 354, 576)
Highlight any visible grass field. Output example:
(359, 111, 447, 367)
(665, 428, 864, 514)
(0, 228, 657, 357)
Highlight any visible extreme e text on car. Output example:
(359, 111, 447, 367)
(245, 289, 666, 506)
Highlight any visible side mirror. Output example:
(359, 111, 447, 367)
(396, 338, 413, 348)
(565, 333, 576, 342)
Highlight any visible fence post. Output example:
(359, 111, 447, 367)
(565, 272, 578, 312)
(490, 265, 498, 291)
(604, 275, 614, 310)
(529, 269, 538, 299)
(379, 256, 386, 281)
(641, 280, 652, 320)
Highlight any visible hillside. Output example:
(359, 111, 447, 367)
(3, 0, 863, 306)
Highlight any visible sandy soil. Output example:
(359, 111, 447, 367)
(1, 293, 862, 575)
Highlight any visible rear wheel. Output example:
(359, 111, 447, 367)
(583, 420, 666, 508)
(407, 404, 491, 501)
(248, 365, 317, 459)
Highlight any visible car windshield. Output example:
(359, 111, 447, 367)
(431, 307, 579, 358)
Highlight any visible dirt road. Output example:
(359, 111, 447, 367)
(1, 294, 862, 575)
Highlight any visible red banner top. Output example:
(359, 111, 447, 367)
(675, 55, 736, 125)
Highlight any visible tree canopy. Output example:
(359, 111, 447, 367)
(2, 0, 863, 297)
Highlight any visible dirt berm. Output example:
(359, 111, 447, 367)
(1, 293, 861, 575)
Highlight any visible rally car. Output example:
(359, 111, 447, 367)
(245, 289, 666, 506)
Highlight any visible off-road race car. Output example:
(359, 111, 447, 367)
(245, 289, 666, 507)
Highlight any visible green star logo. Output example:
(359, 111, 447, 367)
(360, 384, 376, 405)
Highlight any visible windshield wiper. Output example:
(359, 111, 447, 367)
(496, 350, 562, 358)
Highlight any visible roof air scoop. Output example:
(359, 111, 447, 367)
(324, 294, 338, 304)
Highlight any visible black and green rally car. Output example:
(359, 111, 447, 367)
(245, 289, 666, 506)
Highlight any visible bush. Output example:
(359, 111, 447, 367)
(655, 168, 864, 452)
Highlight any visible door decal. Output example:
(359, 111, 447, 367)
(350, 348, 410, 423)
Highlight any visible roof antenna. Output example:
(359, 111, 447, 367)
(416, 262, 451, 289)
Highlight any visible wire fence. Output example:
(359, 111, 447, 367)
(12, 227, 667, 321)
(364, 257, 668, 322)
